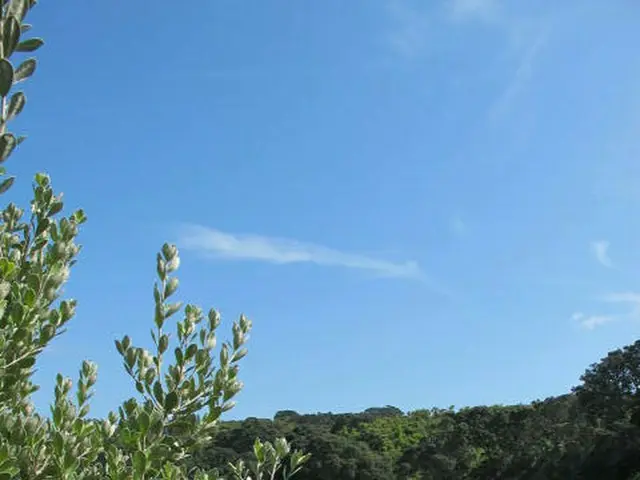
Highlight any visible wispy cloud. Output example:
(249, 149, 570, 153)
(572, 291, 640, 330)
(385, 1, 552, 121)
(590, 240, 613, 268)
(178, 225, 424, 280)
(488, 27, 549, 121)
(448, 0, 550, 117)
(572, 312, 615, 330)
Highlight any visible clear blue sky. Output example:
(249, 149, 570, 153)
(13, 0, 640, 419)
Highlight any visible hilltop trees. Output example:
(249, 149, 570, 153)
(0, 1, 308, 478)
(188, 341, 640, 479)
(573, 339, 640, 424)
(1, 1, 639, 478)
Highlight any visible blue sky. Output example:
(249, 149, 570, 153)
(11, 0, 640, 419)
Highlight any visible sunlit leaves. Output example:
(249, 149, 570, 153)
(2, 16, 20, 58)
(6, 91, 25, 120)
(0, 0, 309, 477)
(13, 58, 36, 83)
(15, 37, 43, 52)
(0, 176, 14, 194)
(8, 0, 30, 23)
(0, 134, 16, 163)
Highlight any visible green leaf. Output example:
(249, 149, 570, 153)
(63, 452, 78, 476)
(125, 349, 136, 369)
(52, 431, 64, 455)
(17, 356, 35, 369)
(186, 343, 198, 359)
(0, 176, 14, 194)
(0, 467, 19, 478)
(0, 59, 14, 97)
(253, 438, 265, 463)
(0, 133, 17, 163)
(23, 287, 36, 307)
(49, 199, 63, 215)
(6, 91, 25, 120)
(13, 57, 35, 83)
(174, 347, 183, 365)
(164, 391, 178, 411)
(0, 259, 16, 278)
(72, 208, 87, 224)
(159, 334, 169, 354)
(165, 301, 182, 318)
(8, 0, 29, 23)
(15, 37, 43, 52)
(144, 367, 155, 385)
(2, 16, 20, 58)
(231, 347, 248, 363)
(139, 411, 150, 433)
(153, 381, 164, 404)
(34, 171, 48, 186)
(133, 451, 147, 475)
(164, 277, 179, 297)
(39, 324, 54, 343)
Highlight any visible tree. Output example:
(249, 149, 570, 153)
(291, 424, 394, 480)
(0, 1, 309, 478)
(573, 339, 640, 423)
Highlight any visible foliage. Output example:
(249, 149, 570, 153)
(189, 342, 640, 479)
(1, 1, 639, 478)
(573, 339, 640, 423)
(0, 1, 309, 478)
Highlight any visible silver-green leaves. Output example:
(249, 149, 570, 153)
(0, 0, 44, 177)
(0, 1, 310, 478)
(2, 15, 20, 57)
(13, 57, 35, 83)
(0, 59, 13, 97)
(0, 133, 16, 163)
(6, 91, 25, 120)
(7, 0, 30, 24)
(229, 439, 311, 480)
(15, 37, 43, 52)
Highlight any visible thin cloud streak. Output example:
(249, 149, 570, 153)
(591, 240, 613, 268)
(572, 291, 640, 330)
(489, 28, 548, 121)
(572, 312, 615, 330)
(178, 225, 424, 280)
(386, 1, 552, 122)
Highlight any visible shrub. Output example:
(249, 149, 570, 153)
(0, 1, 309, 478)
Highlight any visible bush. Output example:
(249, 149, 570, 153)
(0, 1, 309, 478)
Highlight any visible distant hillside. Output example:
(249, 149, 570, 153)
(190, 340, 640, 479)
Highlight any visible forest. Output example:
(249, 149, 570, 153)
(0, 1, 637, 478)
(189, 338, 640, 479)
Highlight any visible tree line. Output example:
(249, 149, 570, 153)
(192, 339, 640, 479)
(0, 1, 638, 477)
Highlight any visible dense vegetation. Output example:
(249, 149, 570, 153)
(1, 1, 638, 478)
(0, 1, 308, 478)
(193, 339, 640, 479)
